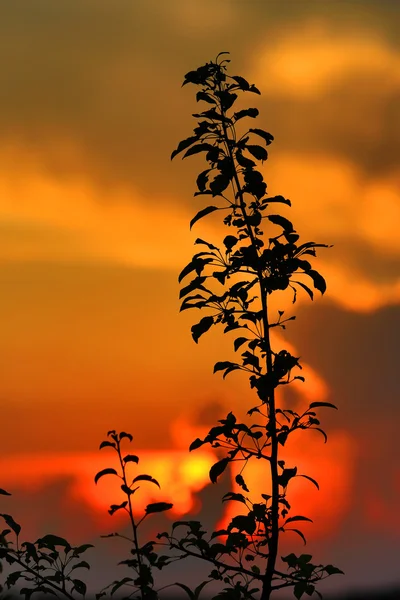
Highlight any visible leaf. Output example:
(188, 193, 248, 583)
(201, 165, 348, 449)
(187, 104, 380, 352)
(183, 143, 216, 159)
(36, 534, 70, 548)
(99, 441, 116, 450)
(132, 474, 160, 488)
(307, 269, 327, 294)
(234, 337, 248, 352)
(249, 128, 274, 145)
(196, 168, 212, 192)
(288, 529, 308, 546)
(309, 401, 338, 410)
(190, 205, 219, 230)
(267, 214, 294, 233)
(210, 173, 230, 196)
(196, 91, 215, 104)
(119, 431, 133, 442)
(0, 515, 21, 536)
(194, 237, 218, 250)
(213, 361, 238, 374)
(231, 75, 251, 90)
(72, 544, 94, 556)
(145, 502, 173, 514)
(222, 492, 247, 505)
(223, 235, 238, 251)
(189, 438, 205, 452)
(109, 501, 128, 515)
(191, 316, 214, 343)
(210, 458, 230, 484)
(0, 489, 11, 496)
(72, 578, 87, 595)
(235, 474, 249, 492)
(324, 564, 345, 575)
(233, 108, 259, 121)
(180, 276, 207, 299)
(293, 281, 314, 301)
(265, 195, 291, 206)
(70, 560, 90, 571)
(123, 454, 139, 464)
(297, 474, 320, 490)
(94, 468, 119, 485)
(171, 135, 199, 160)
(228, 514, 256, 535)
(246, 144, 268, 162)
(285, 515, 313, 525)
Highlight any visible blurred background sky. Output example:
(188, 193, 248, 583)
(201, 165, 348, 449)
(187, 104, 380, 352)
(0, 1, 399, 597)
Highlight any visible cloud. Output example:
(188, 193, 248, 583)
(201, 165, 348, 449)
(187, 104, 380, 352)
(0, 1, 398, 197)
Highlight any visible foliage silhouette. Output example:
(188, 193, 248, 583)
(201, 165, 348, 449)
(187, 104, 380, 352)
(0, 53, 350, 600)
(156, 51, 343, 600)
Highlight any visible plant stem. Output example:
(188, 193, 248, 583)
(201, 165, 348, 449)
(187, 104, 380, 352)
(116, 440, 145, 600)
(216, 74, 279, 600)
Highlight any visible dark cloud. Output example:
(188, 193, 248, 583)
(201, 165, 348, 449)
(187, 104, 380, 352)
(0, 1, 398, 200)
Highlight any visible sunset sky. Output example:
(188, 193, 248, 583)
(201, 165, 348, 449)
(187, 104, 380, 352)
(0, 1, 399, 597)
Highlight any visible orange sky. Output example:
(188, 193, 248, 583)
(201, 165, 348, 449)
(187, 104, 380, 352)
(0, 1, 399, 596)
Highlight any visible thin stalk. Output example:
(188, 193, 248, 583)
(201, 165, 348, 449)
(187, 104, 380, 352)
(116, 439, 145, 600)
(216, 74, 279, 600)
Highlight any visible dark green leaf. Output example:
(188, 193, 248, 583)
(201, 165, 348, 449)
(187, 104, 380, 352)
(94, 468, 119, 485)
(145, 502, 173, 514)
(119, 431, 133, 442)
(190, 205, 219, 230)
(0, 489, 11, 496)
(210, 458, 230, 484)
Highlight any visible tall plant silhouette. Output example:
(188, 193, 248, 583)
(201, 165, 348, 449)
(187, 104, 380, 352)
(160, 52, 343, 600)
